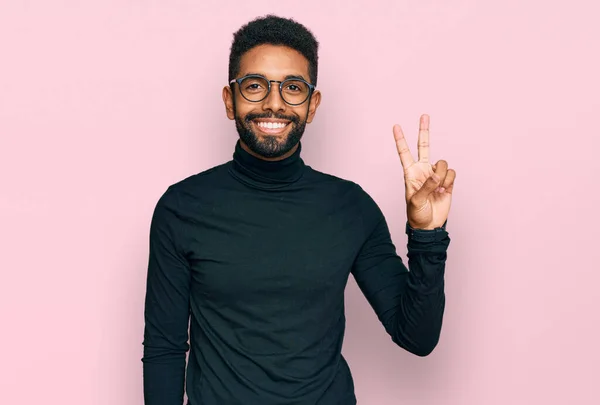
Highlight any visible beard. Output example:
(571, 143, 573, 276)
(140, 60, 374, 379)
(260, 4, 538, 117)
(233, 102, 308, 159)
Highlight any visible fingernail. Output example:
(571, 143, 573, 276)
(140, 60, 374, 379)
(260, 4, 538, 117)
(439, 187, 445, 193)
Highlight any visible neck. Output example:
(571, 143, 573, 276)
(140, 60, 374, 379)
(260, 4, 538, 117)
(229, 139, 306, 190)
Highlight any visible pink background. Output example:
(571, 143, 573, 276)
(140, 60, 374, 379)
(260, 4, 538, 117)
(1, 1, 599, 404)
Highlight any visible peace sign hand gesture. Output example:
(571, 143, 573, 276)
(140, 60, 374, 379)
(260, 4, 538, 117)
(393, 114, 456, 230)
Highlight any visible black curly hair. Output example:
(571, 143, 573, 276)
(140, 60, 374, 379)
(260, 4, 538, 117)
(228, 15, 319, 86)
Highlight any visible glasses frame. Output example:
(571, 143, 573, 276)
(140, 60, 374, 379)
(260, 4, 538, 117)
(229, 74, 316, 106)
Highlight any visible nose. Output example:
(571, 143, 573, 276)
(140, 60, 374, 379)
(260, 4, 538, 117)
(262, 84, 286, 113)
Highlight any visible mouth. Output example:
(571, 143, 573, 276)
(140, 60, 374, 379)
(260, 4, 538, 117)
(251, 119, 292, 135)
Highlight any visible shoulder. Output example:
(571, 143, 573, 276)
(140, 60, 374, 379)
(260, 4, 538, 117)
(153, 161, 232, 215)
(304, 166, 383, 216)
(167, 161, 231, 195)
(304, 166, 363, 194)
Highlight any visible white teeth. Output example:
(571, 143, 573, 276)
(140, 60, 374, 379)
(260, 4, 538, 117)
(257, 121, 287, 129)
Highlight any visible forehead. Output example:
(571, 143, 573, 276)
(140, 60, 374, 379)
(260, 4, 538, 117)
(238, 44, 310, 81)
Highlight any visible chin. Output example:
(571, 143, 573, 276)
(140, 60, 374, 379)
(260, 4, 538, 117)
(248, 135, 295, 158)
(235, 116, 305, 159)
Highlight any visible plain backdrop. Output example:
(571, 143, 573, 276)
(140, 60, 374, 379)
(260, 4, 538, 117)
(1, 1, 599, 404)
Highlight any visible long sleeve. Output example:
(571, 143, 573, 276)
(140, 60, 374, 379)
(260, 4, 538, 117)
(142, 188, 191, 404)
(351, 208, 450, 357)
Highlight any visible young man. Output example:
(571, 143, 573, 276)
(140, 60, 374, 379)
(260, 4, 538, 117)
(142, 15, 456, 405)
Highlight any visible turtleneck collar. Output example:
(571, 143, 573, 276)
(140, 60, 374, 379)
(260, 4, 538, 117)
(228, 139, 306, 190)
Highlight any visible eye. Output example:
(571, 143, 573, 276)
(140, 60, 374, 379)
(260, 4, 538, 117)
(283, 81, 306, 93)
(246, 83, 264, 91)
(241, 77, 269, 93)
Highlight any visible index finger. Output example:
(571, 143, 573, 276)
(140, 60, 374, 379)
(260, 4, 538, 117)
(393, 124, 415, 169)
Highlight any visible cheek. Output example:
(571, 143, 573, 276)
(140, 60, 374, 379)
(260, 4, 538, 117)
(233, 105, 252, 121)
(290, 106, 309, 120)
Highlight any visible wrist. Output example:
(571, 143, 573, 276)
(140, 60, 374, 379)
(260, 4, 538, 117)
(406, 220, 448, 243)
(407, 220, 446, 231)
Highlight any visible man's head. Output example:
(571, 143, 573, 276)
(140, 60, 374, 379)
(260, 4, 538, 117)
(222, 15, 322, 160)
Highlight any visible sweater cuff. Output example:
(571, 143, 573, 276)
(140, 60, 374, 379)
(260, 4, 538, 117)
(405, 220, 449, 243)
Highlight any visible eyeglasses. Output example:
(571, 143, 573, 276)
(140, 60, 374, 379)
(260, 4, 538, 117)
(229, 74, 315, 106)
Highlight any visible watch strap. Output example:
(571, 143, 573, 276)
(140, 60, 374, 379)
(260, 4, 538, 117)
(405, 220, 448, 243)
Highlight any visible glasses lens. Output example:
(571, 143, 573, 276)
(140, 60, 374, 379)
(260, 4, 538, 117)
(281, 79, 310, 105)
(239, 76, 270, 101)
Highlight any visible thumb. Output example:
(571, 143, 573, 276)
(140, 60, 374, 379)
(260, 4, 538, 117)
(411, 173, 440, 207)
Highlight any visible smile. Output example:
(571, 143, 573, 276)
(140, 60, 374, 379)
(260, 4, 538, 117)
(252, 119, 291, 135)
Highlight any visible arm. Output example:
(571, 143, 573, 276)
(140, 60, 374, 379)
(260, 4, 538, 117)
(142, 188, 191, 404)
(351, 210, 450, 357)
(352, 113, 455, 355)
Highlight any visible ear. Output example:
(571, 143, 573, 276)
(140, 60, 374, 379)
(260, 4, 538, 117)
(222, 86, 235, 120)
(306, 90, 322, 124)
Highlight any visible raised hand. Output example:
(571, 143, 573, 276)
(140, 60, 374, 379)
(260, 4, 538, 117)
(393, 114, 456, 230)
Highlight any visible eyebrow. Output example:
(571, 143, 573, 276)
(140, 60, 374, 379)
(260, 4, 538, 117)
(245, 72, 309, 82)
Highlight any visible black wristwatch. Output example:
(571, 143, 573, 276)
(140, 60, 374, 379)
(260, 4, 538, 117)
(405, 220, 448, 243)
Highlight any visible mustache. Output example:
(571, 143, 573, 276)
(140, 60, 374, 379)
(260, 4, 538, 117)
(244, 112, 299, 124)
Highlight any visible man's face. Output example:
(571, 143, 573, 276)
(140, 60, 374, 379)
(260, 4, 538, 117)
(223, 44, 321, 160)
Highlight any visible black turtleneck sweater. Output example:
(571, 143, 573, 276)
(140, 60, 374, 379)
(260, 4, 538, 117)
(142, 140, 451, 405)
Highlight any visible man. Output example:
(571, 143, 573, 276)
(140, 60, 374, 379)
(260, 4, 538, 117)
(142, 14, 456, 405)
